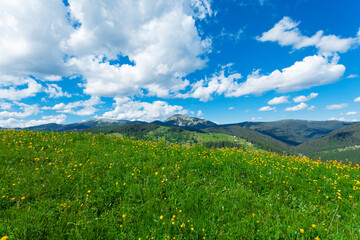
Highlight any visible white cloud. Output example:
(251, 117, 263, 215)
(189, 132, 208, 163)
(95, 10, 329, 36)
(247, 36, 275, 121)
(190, 0, 213, 20)
(197, 110, 203, 117)
(258, 106, 276, 111)
(345, 112, 357, 116)
(328, 117, 357, 122)
(326, 103, 348, 110)
(64, 0, 212, 98)
(44, 84, 71, 98)
(354, 97, 360, 102)
(0, 103, 40, 119)
(231, 55, 344, 96)
(0, 0, 72, 80)
(284, 102, 308, 111)
(307, 105, 316, 111)
(179, 55, 341, 102)
(257, 16, 359, 55)
(0, 78, 42, 101)
(0, 0, 213, 102)
(0, 114, 66, 128)
(42, 96, 102, 116)
(0, 101, 12, 110)
(268, 96, 289, 105)
(180, 71, 242, 101)
(228, 107, 234, 110)
(102, 97, 188, 122)
(293, 92, 318, 102)
(347, 74, 359, 79)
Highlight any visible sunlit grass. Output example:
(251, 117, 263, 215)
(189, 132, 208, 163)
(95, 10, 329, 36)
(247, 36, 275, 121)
(0, 129, 359, 239)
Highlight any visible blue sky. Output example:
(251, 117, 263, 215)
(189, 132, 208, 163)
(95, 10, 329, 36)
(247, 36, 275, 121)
(0, 0, 359, 128)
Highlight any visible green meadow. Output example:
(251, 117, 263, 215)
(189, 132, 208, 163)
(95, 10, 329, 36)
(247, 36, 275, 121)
(0, 130, 359, 239)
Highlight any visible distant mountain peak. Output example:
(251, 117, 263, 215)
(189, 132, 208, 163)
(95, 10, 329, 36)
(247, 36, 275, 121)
(164, 114, 217, 129)
(82, 118, 122, 124)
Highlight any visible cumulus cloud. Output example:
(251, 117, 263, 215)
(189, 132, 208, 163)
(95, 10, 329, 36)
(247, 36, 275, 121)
(326, 103, 348, 110)
(307, 105, 316, 111)
(345, 111, 357, 116)
(293, 92, 318, 102)
(0, 114, 66, 128)
(258, 106, 276, 111)
(42, 96, 102, 116)
(190, 0, 213, 19)
(102, 97, 188, 122)
(0, 103, 40, 119)
(0, 101, 12, 110)
(268, 96, 289, 105)
(347, 74, 359, 79)
(284, 102, 308, 111)
(197, 110, 203, 117)
(180, 54, 343, 101)
(354, 97, 360, 102)
(0, 78, 42, 101)
(232, 55, 344, 96)
(257, 16, 359, 55)
(1, 0, 214, 103)
(63, 0, 212, 98)
(179, 71, 242, 101)
(0, 0, 71, 80)
(44, 84, 71, 98)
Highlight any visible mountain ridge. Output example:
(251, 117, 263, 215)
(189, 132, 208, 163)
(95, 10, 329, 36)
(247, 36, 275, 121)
(3, 114, 359, 161)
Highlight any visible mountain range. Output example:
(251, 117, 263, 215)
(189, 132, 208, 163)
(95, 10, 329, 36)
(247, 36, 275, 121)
(13, 114, 359, 163)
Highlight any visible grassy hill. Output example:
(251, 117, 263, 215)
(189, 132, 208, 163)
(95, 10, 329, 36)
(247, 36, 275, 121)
(204, 125, 291, 154)
(81, 124, 260, 151)
(1, 129, 359, 239)
(295, 122, 360, 163)
(231, 120, 352, 146)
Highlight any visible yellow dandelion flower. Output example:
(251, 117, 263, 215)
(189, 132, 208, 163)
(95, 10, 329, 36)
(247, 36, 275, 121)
(315, 237, 320, 240)
(312, 224, 316, 228)
(87, 190, 91, 193)
(122, 214, 126, 218)
(1, 236, 9, 240)
(21, 197, 26, 200)
(160, 215, 163, 220)
(300, 229, 304, 233)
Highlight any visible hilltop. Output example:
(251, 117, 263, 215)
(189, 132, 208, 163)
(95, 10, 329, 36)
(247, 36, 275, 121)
(162, 114, 218, 129)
